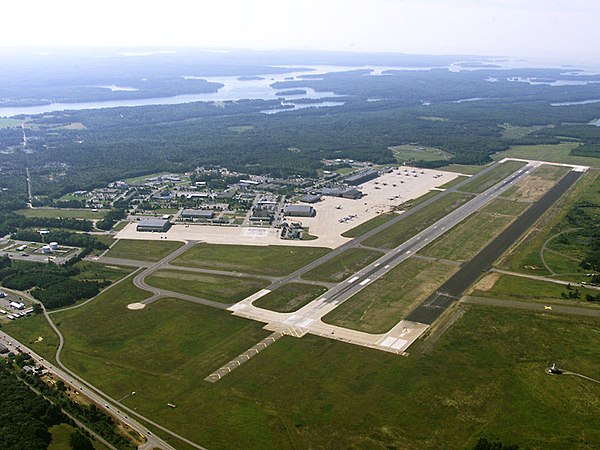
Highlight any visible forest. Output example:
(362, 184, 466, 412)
(1, 63, 600, 204)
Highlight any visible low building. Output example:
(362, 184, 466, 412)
(283, 205, 316, 217)
(136, 219, 172, 232)
(342, 189, 363, 199)
(250, 207, 274, 222)
(320, 187, 347, 197)
(346, 169, 379, 186)
(181, 209, 215, 220)
(300, 194, 321, 204)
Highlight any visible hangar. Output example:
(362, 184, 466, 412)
(136, 219, 172, 232)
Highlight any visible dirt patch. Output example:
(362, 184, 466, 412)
(470, 272, 501, 293)
(505, 176, 556, 202)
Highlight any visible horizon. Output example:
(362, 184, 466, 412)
(2, 0, 599, 65)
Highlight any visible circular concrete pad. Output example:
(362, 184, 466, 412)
(127, 302, 146, 310)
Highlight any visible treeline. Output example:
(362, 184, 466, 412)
(0, 212, 93, 237)
(13, 229, 108, 251)
(0, 257, 108, 309)
(0, 362, 66, 450)
(3, 355, 134, 449)
(96, 208, 126, 230)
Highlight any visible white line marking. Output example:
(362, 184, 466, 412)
(391, 339, 408, 350)
(359, 278, 371, 286)
(347, 276, 360, 284)
(384, 265, 390, 269)
(380, 337, 397, 347)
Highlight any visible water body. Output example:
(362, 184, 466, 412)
(590, 118, 600, 126)
(506, 76, 600, 87)
(92, 85, 139, 91)
(2, 60, 600, 118)
(452, 97, 490, 103)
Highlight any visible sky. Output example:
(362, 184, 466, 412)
(3, 0, 599, 63)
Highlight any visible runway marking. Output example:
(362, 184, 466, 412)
(384, 265, 390, 269)
(379, 336, 397, 347)
(359, 278, 371, 286)
(347, 276, 360, 284)
(205, 332, 283, 383)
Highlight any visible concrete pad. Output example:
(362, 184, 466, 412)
(127, 302, 146, 310)
(115, 166, 462, 249)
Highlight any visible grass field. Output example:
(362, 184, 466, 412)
(16, 207, 106, 220)
(48, 423, 107, 450)
(73, 261, 134, 283)
(171, 244, 330, 277)
(11, 277, 600, 449)
(105, 239, 184, 262)
(500, 124, 551, 139)
(302, 248, 384, 282)
(253, 283, 327, 313)
(493, 142, 600, 168)
(460, 160, 527, 193)
(0, 118, 23, 128)
(390, 144, 451, 162)
(322, 258, 457, 333)
(436, 175, 468, 189)
(437, 163, 487, 175)
(1, 313, 59, 363)
(500, 171, 598, 276)
(418, 210, 515, 261)
(471, 273, 600, 306)
(363, 192, 474, 249)
(341, 213, 396, 238)
(146, 269, 269, 304)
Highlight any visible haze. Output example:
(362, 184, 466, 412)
(3, 0, 600, 64)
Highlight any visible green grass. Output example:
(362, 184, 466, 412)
(437, 163, 487, 175)
(493, 142, 600, 168)
(16, 208, 106, 220)
(221, 307, 600, 449)
(73, 261, 134, 283)
(417, 197, 530, 262)
(105, 239, 184, 262)
(48, 423, 107, 450)
(302, 248, 384, 282)
(418, 211, 515, 261)
(500, 123, 551, 139)
(436, 175, 468, 189)
(500, 170, 598, 276)
(53, 291, 271, 449)
(146, 269, 269, 303)
(460, 160, 527, 193)
(253, 283, 327, 313)
(322, 258, 457, 333)
(472, 274, 600, 306)
(363, 192, 474, 249)
(341, 213, 396, 238)
(39, 272, 600, 450)
(0, 118, 23, 128)
(390, 144, 451, 162)
(171, 244, 330, 277)
(2, 313, 59, 363)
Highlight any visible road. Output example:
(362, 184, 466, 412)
(0, 330, 176, 450)
(229, 161, 546, 353)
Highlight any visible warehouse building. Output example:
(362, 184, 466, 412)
(320, 187, 364, 199)
(181, 209, 215, 220)
(346, 169, 379, 186)
(300, 194, 322, 204)
(283, 205, 316, 217)
(341, 189, 363, 199)
(137, 218, 172, 232)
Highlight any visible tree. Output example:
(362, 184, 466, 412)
(69, 430, 94, 450)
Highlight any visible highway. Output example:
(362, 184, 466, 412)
(0, 330, 176, 450)
(230, 160, 546, 353)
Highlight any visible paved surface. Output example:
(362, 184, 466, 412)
(405, 169, 584, 324)
(461, 296, 600, 317)
(229, 161, 543, 353)
(204, 332, 283, 383)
